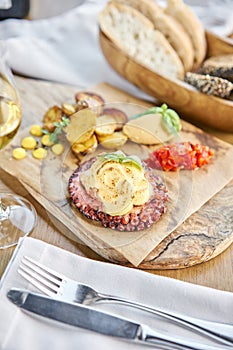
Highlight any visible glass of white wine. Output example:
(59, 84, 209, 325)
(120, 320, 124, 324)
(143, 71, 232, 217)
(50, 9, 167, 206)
(0, 41, 37, 249)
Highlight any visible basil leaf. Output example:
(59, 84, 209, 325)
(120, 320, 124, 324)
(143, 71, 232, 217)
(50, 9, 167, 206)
(99, 152, 142, 170)
(162, 109, 181, 134)
(122, 159, 142, 170)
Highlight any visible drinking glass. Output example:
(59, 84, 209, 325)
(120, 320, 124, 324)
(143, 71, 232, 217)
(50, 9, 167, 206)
(0, 41, 37, 249)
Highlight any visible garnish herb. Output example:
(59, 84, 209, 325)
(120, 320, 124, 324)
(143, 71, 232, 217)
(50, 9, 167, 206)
(99, 152, 143, 170)
(42, 116, 70, 143)
(131, 104, 181, 135)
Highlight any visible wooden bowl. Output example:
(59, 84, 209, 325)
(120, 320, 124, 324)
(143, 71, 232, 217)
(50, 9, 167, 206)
(99, 30, 233, 132)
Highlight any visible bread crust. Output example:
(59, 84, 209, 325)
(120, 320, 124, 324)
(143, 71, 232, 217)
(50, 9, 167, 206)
(201, 54, 233, 82)
(165, 0, 206, 70)
(99, 2, 184, 79)
(114, 0, 194, 71)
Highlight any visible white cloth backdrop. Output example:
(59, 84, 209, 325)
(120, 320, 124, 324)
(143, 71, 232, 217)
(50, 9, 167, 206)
(0, 0, 233, 97)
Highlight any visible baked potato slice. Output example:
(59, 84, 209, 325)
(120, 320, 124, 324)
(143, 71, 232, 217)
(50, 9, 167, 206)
(61, 103, 76, 116)
(72, 134, 98, 155)
(102, 108, 128, 130)
(75, 92, 105, 110)
(66, 109, 96, 144)
(42, 105, 63, 132)
(95, 115, 117, 136)
(97, 131, 128, 149)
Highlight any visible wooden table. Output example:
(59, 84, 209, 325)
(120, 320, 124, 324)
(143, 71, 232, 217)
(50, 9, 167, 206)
(0, 77, 233, 292)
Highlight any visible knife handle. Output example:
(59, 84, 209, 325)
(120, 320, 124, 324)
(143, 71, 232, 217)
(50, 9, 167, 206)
(138, 325, 230, 350)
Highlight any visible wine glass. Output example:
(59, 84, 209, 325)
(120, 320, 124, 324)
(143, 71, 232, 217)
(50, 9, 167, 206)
(0, 41, 37, 249)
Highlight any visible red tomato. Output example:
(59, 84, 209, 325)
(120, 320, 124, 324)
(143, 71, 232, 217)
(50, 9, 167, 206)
(145, 142, 214, 171)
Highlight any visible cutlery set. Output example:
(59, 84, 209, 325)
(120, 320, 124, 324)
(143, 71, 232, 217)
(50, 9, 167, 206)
(7, 256, 233, 350)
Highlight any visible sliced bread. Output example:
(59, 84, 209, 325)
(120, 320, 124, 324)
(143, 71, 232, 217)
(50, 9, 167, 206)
(165, 0, 206, 70)
(201, 54, 233, 82)
(99, 2, 184, 80)
(114, 0, 194, 71)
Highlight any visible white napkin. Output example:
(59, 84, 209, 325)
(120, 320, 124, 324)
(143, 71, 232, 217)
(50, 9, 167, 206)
(0, 0, 232, 100)
(0, 237, 232, 350)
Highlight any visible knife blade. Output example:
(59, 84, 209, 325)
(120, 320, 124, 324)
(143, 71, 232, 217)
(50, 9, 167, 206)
(7, 288, 229, 350)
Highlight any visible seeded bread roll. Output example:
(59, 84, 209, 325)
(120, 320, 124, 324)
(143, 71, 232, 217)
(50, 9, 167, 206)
(165, 0, 206, 70)
(184, 72, 233, 99)
(201, 54, 233, 83)
(114, 0, 194, 71)
(99, 2, 184, 80)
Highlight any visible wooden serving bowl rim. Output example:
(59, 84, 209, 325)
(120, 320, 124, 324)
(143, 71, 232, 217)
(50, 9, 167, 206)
(99, 30, 233, 132)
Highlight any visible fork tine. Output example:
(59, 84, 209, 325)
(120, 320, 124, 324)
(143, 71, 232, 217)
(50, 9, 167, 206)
(21, 256, 64, 285)
(18, 263, 60, 291)
(18, 267, 57, 297)
(18, 255, 67, 297)
(23, 256, 65, 281)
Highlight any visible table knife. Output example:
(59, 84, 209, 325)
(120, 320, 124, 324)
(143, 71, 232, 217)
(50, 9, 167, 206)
(7, 288, 230, 350)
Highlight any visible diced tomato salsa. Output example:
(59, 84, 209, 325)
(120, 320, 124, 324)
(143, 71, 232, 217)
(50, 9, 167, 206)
(145, 142, 214, 171)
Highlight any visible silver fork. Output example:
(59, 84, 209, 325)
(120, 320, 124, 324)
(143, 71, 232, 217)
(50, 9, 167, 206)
(18, 256, 233, 347)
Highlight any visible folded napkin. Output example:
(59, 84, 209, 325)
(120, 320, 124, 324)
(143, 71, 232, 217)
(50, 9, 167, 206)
(0, 237, 232, 350)
(0, 0, 232, 100)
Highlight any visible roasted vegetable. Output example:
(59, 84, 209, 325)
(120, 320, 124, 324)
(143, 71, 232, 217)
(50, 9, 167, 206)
(66, 109, 96, 144)
(102, 108, 128, 129)
(97, 131, 128, 149)
(95, 114, 117, 136)
(75, 92, 105, 112)
(42, 105, 63, 132)
(72, 134, 98, 155)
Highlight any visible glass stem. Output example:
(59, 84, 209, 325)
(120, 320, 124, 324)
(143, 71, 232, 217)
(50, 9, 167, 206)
(0, 197, 10, 221)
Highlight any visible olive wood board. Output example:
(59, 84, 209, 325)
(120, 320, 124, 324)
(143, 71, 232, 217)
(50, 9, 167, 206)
(99, 30, 233, 132)
(1, 77, 233, 269)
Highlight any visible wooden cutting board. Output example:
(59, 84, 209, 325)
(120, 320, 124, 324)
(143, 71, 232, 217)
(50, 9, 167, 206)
(1, 76, 233, 269)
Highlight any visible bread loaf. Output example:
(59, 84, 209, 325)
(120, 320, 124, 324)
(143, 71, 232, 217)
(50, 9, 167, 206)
(201, 54, 233, 83)
(165, 0, 206, 70)
(114, 0, 194, 71)
(184, 72, 233, 98)
(99, 2, 184, 80)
